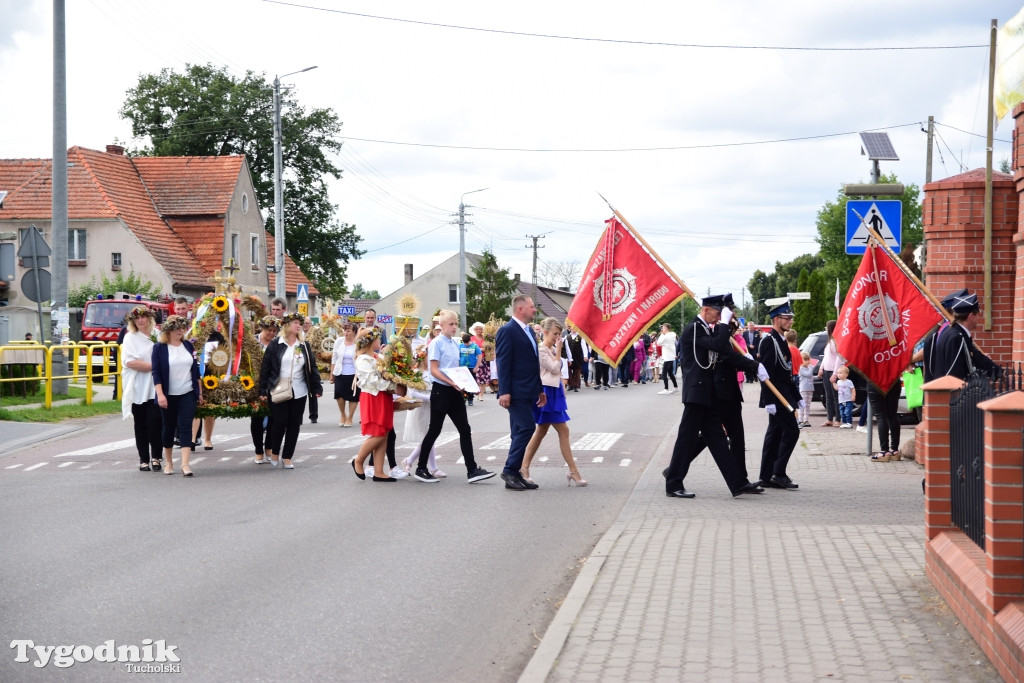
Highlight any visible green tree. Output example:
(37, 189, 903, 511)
(466, 249, 520, 323)
(746, 269, 777, 324)
(815, 173, 922, 289)
(348, 283, 380, 300)
(119, 63, 363, 299)
(68, 268, 162, 307)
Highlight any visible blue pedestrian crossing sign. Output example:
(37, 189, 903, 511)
(296, 283, 309, 302)
(846, 200, 901, 255)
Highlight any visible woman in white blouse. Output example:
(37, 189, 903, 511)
(351, 328, 404, 481)
(121, 306, 161, 472)
(258, 313, 323, 469)
(329, 322, 360, 427)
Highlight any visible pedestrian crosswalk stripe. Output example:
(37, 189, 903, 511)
(191, 457, 205, 463)
(55, 439, 136, 457)
(481, 436, 512, 450)
(59, 462, 75, 468)
(486, 456, 496, 461)
(311, 436, 365, 450)
(619, 459, 631, 466)
(592, 456, 604, 463)
(219, 457, 232, 462)
(5, 464, 24, 469)
(539, 457, 549, 462)
(24, 463, 47, 471)
(572, 433, 622, 451)
(325, 455, 337, 460)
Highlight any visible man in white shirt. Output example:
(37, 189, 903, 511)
(657, 323, 678, 394)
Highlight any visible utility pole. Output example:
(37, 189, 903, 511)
(525, 235, 545, 321)
(272, 66, 317, 302)
(51, 0, 68, 393)
(925, 115, 934, 184)
(458, 188, 487, 327)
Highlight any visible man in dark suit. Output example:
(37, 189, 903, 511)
(496, 295, 546, 491)
(757, 302, 803, 490)
(742, 321, 761, 382)
(663, 294, 764, 498)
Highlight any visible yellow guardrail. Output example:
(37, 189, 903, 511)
(0, 341, 121, 409)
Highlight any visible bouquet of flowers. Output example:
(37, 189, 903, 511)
(377, 336, 428, 390)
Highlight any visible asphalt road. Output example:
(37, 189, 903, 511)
(0, 380, 682, 681)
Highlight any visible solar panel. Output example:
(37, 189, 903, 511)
(859, 132, 899, 161)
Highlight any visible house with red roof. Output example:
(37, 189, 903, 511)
(0, 144, 317, 310)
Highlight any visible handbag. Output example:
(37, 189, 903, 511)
(270, 349, 298, 403)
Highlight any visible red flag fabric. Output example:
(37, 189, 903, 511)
(567, 217, 687, 366)
(835, 243, 944, 392)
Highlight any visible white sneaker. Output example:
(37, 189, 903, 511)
(855, 425, 868, 433)
(390, 466, 409, 479)
(657, 389, 671, 395)
(840, 423, 852, 429)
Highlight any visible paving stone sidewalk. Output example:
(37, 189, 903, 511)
(521, 387, 999, 682)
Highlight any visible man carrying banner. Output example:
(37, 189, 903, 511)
(757, 302, 803, 491)
(924, 289, 1000, 382)
(663, 294, 765, 499)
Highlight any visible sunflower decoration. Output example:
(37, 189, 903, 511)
(377, 335, 428, 390)
(191, 290, 268, 419)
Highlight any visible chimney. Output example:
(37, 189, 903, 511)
(404, 263, 414, 285)
(106, 144, 125, 156)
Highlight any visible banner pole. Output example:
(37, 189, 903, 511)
(849, 207, 952, 322)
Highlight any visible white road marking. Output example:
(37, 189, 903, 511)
(24, 463, 47, 471)
(486, 456, 496, 461)
(325, 455, 338, 460)
(592, 456, 604, 463)
(54, 439, 136, 457)
(571, 433, 623, 451)
(5, 464, 24, 470)
(539, 457, 549, 462)
(219, 457, 232, 462)
(190, 457, 205, 464)
(481, 436, 512, 450)
(619, 459, 631, 467)
(310, 436, 365, 450)
(58, 462, 76, 468)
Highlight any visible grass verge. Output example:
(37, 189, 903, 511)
(0, 400, 121, 423)
(0, 386, 88, 407)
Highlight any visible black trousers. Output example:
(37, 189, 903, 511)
(617, 360, 631, 386)
(418, 383, 477, 472)
(868, 386, 901, 452)
(384, 428, 397, 468)
(269, 395, 307, 460)
(307, 393, 318, 422)
(250, 413, 272, 455)
(692, 398, 747, 479)
(131, 399, 162, 463)
(666, 401, 746, 494)
(662, 361, 678, 389)
(594, 364, 610, 387)
(759, 407, 799, 482)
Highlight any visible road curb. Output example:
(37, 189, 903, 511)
(2, 423, 89, 457)
(517, 425, 677, 683)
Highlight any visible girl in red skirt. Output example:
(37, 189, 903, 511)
(351, 328, 402, 482)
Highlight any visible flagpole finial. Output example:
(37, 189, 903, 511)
(597, 191, 614, 212)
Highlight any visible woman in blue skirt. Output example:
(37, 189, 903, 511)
(521, 317, 588, 487)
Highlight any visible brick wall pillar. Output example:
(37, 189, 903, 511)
(923, 167, 1018, 366)
(921, 375, 965, 540)
(979, 391, 1024, 612)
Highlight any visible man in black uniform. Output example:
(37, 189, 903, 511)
(757, 302, 803, 490)
(924, 288, 1000, 382)
(686, 297, 767, 479)
(663, 294, 764, 498)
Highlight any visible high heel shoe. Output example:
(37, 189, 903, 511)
(181, 467, 194, 477)
(567, 471, 588, 487)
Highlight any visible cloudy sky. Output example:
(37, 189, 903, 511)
(0, 1, 1019, 306)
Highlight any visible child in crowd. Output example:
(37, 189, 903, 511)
(401, 350, 446, 478)
(835, 365, 856, 429)
(798, 351, 814, 428)
(458, 333, 481, 406)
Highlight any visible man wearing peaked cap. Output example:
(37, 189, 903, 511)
(923, 288, 999, 382)
(663, 293, 765, 498)
(757, 300, 803, 490)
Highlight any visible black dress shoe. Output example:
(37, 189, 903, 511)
(662, 468, 668, 479)
(517, 474, 539, 490)
(666, 489, 695, 498)
(501, 472, 526, 490)
(732, 482, 765, 497)
(770, 475, 799, 489)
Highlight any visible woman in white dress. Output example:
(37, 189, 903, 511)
(121, 306, 161, 472)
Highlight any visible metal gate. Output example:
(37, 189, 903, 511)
(949, 373, 994, 549)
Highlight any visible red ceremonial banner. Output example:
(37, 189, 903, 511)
(566, 217, 687, 366)
(835, 243, 944, 392)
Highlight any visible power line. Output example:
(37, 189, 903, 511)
(339, 123, 922, 153)
(260, 0, 985, 52)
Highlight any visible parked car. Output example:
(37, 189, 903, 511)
(798, 330, 918, 426)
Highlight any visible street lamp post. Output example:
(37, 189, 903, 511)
(273, 65, 317, 301)
(458, 187, 487, 327)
